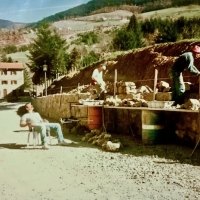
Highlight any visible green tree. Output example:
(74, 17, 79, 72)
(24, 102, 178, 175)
(112, 15, 143, 51)
(127, 14, 143, 47)
(0, 53, 14, 62)
(23, 66, 32, 90)
(112, 28, 138, 50)
(19, 45, 29, 52)
(80, 32, 98, 46)
(68, 48, 81, 71)
(80, 50, 99, 69)
(3, 45, 17, 54)
(155, 18, 178, 43)
(27, 23, 68, 84)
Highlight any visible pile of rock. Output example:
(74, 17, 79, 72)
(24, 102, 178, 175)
(66, 80, 200, 110)
(106, 81, 152, 95)
(81, 129, 123, 152)
(104, 95, 148, 107)
(180, 99, 200, 110)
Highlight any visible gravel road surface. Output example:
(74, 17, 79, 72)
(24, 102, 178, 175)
(0, 102, 200, 200)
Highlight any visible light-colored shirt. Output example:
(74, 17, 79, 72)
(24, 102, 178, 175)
(91, 68, 103, 84)
(20, 112, 43, 126)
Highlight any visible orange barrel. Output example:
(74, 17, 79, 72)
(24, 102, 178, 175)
(142, 110, 165, 145)
(88, 106, 102, 130)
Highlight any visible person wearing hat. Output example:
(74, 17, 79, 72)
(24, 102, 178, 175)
(170, 45, 200, 106)
(91, 65, 107, 100)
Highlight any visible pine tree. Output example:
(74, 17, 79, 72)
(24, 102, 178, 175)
(69, 48, 81, 72)
(127, 14, 143, 48)
(113, 15, 143, 51)
(0, 53, 14, 62)
(27, 23, 68, 84)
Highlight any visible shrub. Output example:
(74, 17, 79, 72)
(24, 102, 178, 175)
(3, 45, 17, 54)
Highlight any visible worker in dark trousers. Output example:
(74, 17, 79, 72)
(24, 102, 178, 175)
(170, 45, 200, 106)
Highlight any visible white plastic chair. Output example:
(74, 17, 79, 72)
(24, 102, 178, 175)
(27, 127, 51, 148)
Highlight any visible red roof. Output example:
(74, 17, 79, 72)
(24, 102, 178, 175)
(0, 62, 24, 70)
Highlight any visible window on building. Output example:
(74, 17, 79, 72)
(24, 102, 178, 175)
(1, 70, 7, 75)
(10, 71, 17, 75)
(11, 80, 17, 84)
(2, 80, 8, 84)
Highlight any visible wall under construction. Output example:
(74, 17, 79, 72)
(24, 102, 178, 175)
(31, 94, 199, 145)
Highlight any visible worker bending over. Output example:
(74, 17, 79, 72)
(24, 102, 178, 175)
(170, 45, 200, 106)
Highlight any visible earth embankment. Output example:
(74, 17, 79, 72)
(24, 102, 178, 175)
(51, 41, 200, 93)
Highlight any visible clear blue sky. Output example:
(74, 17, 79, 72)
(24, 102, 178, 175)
(0, 0, 90, 23)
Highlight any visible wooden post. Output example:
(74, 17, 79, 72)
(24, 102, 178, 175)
(114, 69, 117, 96)
(59, 86, 63, 109)
(153, 69, 158, 101)
(78, 83, 80, 94)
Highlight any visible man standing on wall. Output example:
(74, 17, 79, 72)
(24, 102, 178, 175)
(91, 65, 107, 100)
(170, 45, 200, 106)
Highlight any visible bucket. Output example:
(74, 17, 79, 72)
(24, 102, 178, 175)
(142, 110, 165, 145)
(88, 107, 102, 130)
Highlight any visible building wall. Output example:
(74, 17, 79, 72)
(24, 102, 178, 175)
(0, 69, 24, 98)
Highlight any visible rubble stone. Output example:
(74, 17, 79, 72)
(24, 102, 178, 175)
(183, 99, 200, 110)
(102, 141, 121, 152)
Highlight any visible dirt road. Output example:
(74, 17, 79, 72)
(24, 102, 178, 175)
(1, 102, 200, 200)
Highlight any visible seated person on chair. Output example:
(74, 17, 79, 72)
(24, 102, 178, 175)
(20, 103, 69, 149)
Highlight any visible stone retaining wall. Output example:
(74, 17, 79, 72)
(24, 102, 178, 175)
(31, 94, 199, 144)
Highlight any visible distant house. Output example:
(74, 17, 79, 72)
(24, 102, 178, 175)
(0, 62, 24, 99)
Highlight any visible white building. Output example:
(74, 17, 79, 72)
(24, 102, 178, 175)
(0, 62, 24, 99)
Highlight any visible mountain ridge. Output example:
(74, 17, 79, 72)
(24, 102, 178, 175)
(0, 19, 28, 29)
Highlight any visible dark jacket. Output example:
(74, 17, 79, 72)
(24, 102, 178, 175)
(170, 52, 200, 75)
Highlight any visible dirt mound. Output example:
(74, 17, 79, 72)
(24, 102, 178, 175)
(50, 41, 200, 93)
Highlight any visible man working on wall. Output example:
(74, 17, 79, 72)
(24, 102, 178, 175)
(91, 65, 107, 100)
(170, 45, 200, 106)
(20, 103, 69, 149)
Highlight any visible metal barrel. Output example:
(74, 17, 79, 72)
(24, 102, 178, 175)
(142, 110, 165, 145)
(88, 106, 102, 130)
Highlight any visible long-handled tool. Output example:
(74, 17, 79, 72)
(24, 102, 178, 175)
(189, 76, 200, 157)
(189, 134, 200, 157)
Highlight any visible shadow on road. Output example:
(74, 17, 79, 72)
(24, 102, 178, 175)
(0, 143, 58, 150)
(0, 143, 28, 149)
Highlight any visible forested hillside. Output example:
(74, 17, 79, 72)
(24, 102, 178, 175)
(32, 0, 200, 27)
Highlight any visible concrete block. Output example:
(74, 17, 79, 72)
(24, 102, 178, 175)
(147, 101, 174, 108)
(156, 92, 172, 101)
(117, 86, 123, 94)
(141, 93, 154, 101)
